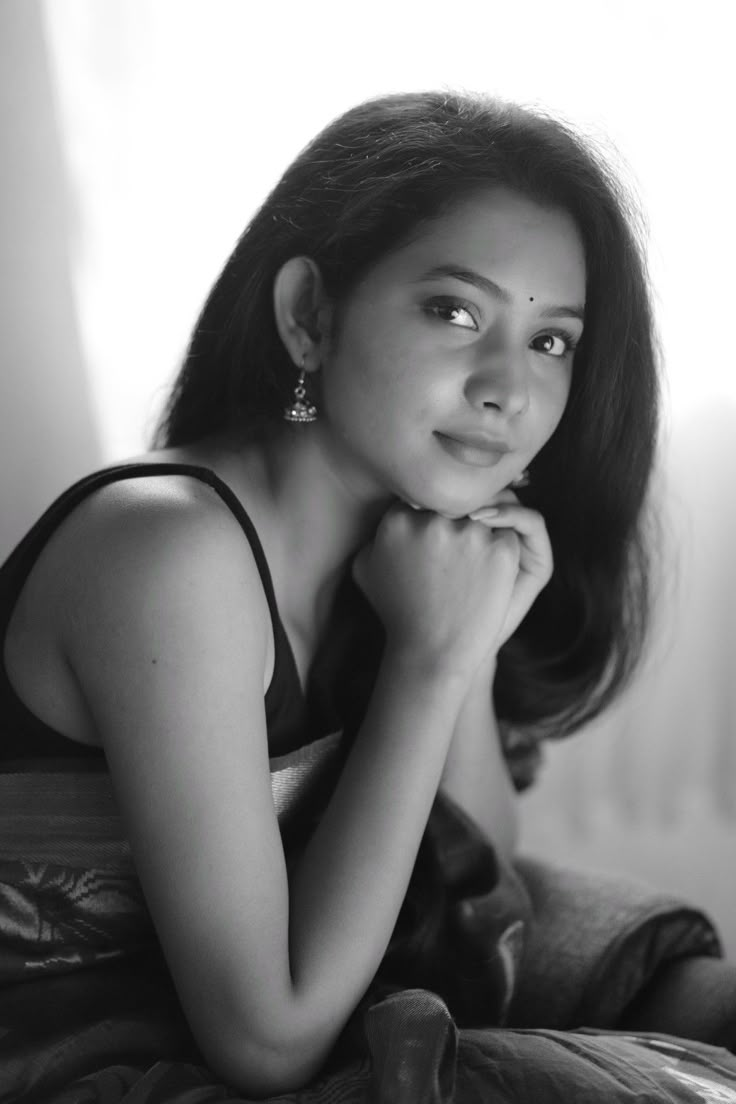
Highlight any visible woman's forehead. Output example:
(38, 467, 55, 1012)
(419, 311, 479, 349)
(367, 190, 587, 303)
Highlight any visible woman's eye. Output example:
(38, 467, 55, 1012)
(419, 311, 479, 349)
(424, 297, 478, 330)
(531, 332, 578, 358)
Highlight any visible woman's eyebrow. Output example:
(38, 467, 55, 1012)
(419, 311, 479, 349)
(415, 264, 585, 323)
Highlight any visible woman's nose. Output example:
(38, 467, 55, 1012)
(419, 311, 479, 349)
(463, 347, 530, 417)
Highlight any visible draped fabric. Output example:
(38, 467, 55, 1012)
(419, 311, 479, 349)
(0, 736, 531, 1102)
(2, 744, 736, 1103)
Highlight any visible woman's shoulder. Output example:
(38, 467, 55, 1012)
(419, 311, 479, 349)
(69, 461, 234, 535)
(51, 456, 243, 564)
(63, 458, 269, 603)
(55, 441, 263, 555)
(44, 454, 275, 681)
(1, 450, 277, 753)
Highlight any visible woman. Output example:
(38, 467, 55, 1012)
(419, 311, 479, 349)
(1, 90, 733, 1102)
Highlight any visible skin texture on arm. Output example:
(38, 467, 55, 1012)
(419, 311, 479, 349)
(57, 479, 475, 1096)
(439, 655, 519, 863)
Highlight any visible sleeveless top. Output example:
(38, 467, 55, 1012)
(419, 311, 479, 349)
(0, 463, 380, 768)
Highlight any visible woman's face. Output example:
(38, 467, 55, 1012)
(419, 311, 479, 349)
(317, 188, 586, 517)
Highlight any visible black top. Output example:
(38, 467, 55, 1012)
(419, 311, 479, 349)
(0, 463, 380, 765)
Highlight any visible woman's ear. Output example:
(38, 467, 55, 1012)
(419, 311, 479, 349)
(272, 256, 334, 372)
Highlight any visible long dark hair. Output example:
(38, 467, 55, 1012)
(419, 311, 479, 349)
(155, 88, 660, 744)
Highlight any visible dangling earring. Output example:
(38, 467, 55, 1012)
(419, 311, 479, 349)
(510, 469, 530, 489)
(283, 354, 317, 423)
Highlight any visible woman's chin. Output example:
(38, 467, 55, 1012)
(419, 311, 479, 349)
(396, 476, 515, 517)
(398, 494, 482, 520)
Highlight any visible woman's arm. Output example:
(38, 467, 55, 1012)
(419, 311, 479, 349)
(286, 646, 469, 1063)
(437, 493, 554, 862)
(439, 655, 519, 863)
(58, 481, 478, 1097)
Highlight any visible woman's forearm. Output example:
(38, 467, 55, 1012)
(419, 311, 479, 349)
(283, 648, 468, 1075)
(439, 657, 519, 862)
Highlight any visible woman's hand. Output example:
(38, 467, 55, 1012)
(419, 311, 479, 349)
(351, 501, 521, 679)
(468, 489, 553, 647)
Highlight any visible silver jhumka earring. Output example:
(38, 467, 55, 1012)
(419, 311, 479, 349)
(283, 354, 317, 424)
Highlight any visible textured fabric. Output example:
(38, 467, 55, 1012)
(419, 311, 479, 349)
(0, 769, 532, 1102)
(510, 856, 724, 1029)
(4, 982, 736, 1102)
(0, 754, 732, 1102)
(0, 736, 345, 990)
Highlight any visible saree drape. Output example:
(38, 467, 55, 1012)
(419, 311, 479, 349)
(2, 731, 735, 1103)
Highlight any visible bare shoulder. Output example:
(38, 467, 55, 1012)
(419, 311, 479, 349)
(59, 471, 252, 559)
(56, 473, 273, 695)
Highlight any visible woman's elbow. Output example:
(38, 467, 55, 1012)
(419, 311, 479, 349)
(195, 1007, 335, 1097)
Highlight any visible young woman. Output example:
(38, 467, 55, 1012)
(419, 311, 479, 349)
(1, 90, 734, 1102)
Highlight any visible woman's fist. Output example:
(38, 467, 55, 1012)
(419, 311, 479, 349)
(352, 502, 521, 678)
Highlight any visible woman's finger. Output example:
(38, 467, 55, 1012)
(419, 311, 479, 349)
(469, 503, 541, 535)
(469, 504, 552, 580)
(469, 489, 520, 516)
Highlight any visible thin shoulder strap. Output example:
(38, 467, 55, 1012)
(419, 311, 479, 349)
(0, 462, 285, 666)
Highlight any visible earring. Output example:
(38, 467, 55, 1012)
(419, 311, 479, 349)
(283, 354, 317, 423)
(510, 469, 530, 489)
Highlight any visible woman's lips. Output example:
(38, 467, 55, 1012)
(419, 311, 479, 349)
(434, 431, 510, 468)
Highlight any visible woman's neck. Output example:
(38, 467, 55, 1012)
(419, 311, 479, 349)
(174, 423, 390, 634)
(258, 424, 389, 622)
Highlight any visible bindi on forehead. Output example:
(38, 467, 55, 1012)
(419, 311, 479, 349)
(413, 263, 585, 322)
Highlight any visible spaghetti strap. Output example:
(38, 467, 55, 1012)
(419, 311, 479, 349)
(0, 462, 307, 759)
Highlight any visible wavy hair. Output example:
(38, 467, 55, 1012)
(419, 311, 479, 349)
(155, 89, 661, 743)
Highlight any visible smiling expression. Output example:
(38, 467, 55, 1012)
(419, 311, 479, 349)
(315, 188, 587, 517)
